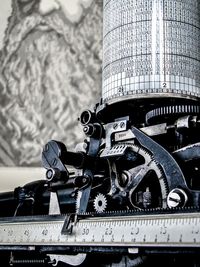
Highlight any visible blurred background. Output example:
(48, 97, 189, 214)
(0, 0, 103, 191)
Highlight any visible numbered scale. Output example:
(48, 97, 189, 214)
(0, 211, 200, 249)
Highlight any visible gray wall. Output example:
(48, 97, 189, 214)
(0, 0, 103, 167)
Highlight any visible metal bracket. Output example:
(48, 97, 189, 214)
(104, 119, 128, 149)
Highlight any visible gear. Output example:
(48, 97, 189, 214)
(145, 105, 200, 124)
(93, 193, 107, 213)
(112, 143, 168, 209)
(128, 144, 168, 209)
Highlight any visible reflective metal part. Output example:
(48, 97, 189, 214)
(102, 0, 200, 104)
(128, 248, 139, 255)
(167, 188, 188, 209)
(173, 143, 200, 162)
(47, 254, 87, 267)
(93, 193, 107, 213)
(1, 213, 200, 248)
(76, 191, 83, 214)
(49, 192, 61, 215)
(115, 129, 135, 142)
(140, 123, 167, 136)
(104, 119, 128, 149)
(176, 116, 191, 133)
(143, 188, 152, 209)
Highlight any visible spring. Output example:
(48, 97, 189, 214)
(10, 258, 46, 266)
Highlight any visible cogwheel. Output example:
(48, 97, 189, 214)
(113, 143, 168, 209)
(93, 193, 107, 213)
(146, 105, 200, 125)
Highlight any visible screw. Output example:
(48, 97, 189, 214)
(167, 188, 188, 208)
(168, 192, 181, 208)
(121, 191, 127, 197)
(113, 123, 118, 130)
(82, 178, 87, 184)
(120, 122, 125, 128)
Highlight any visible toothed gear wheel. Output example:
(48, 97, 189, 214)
(93, 193, 107, 213)
(146, 105, 200, 124)
(113, 143, 168, 209)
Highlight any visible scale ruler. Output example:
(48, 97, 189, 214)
(0, 212, 200, 248)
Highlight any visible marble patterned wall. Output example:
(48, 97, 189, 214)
(0, 0, 103, 166)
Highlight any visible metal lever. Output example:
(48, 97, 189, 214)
(42, 140, 90, 174)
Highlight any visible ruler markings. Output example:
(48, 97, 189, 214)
(0, 213, 200, 247)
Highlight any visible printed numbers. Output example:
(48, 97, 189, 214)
(131, 227, 139, 235)
(42, 229, 48, 236)
(105, 228, 113, 236)
(160, 226, 167, 235)
(82, 228, 89, 235)
(192, 227, 200, 235)
(8, 230, 13, 237)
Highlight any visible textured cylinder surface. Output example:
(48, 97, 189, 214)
(102, 0, 200, 104)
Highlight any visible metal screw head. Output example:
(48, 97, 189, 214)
(120, 122, 125, 128)
(167, 192, 181, 208)
(167, 188, 188, 208)
(121, 191, 127, 197)
(82, 178, 87, 184)
(113, 123, 118, 130)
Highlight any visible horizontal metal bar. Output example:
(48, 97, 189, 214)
(0, 212, 200, 249)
